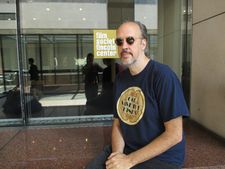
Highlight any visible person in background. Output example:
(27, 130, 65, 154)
(82, 53, 103, 102)
(87, 59, 120, 114)
(28, 58, 40, 98)
(102, 59, 118, 95)
(86, 21, 189, 169)
(28, 58, 39, 81)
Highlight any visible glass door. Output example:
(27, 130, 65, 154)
(0, 0, 23, 126)
(0, 0, 191, 126)
(0, 35, 22, 125)
(22, 34, 107, 125)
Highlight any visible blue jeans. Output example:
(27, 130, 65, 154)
(86, 145, 181, 169)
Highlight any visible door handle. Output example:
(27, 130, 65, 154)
(54, 57, 58, 67)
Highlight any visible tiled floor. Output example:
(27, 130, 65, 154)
(0, 120, 224, 169)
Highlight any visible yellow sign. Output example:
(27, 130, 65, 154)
(94, 30, 118, 59)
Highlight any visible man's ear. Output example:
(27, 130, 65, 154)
(141, 39, 147, 50)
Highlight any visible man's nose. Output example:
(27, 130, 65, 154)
(121, 39, 129, 49)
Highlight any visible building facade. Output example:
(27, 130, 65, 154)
(1, 0, 192, 128)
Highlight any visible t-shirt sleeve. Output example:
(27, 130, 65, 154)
(154, 66, 189, 122)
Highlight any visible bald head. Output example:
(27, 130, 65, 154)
(117, 21, 149, 57)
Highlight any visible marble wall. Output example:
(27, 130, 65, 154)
(191, 0, 225, 138)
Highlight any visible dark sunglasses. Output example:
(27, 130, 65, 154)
(115, 36, 140, 46)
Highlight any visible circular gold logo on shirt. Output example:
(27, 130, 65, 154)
(117, 87, 145, 125)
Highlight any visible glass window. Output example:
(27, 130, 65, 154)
(0, 0, 191, 126)
(0, 1, 23, 123)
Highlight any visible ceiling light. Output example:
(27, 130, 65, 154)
(79, 8, 83, 11)
(82, 17, 86, 21)
(33, 17, 37, 21)
(58, 17, 62, 21)
(8, 18, 11, 21)
(46, 8, 50, 11)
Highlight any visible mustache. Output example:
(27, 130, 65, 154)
(120, 49, 132, 55)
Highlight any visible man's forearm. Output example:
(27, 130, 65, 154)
(128, 117, 183, 166)
(111, 118, 125, 153)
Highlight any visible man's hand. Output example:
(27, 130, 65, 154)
(105, 152, 133, 169)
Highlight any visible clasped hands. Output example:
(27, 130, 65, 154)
(105, 152, 133, 169)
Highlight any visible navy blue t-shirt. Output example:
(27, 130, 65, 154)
(113, 60, 189, 166)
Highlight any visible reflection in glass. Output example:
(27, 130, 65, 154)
(0, 1, 22, 121)
(0, 0, 190, 126)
